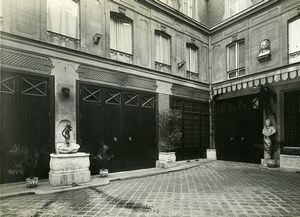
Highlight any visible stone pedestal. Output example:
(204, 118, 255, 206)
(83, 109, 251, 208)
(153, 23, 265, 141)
(280, 154, 300, 169)
(206, 149, 217, 160)
(156, 152, 177, 168)
(49, 152, 91, 186)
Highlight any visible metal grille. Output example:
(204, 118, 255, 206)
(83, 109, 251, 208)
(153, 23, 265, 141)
(0, 47, 53, 74)
(77, 64, 157, 91)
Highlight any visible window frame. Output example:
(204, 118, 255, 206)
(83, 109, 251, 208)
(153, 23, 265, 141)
(226, 40, 245, 79)
(186, 43, 199, 80)
(47, 0, 80, 40)
(154, 30, 171, 66)
(288, 15, 300, 64)
(110, 12, 133, 56)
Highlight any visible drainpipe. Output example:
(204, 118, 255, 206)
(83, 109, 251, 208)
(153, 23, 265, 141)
(208, 35, 214, 150)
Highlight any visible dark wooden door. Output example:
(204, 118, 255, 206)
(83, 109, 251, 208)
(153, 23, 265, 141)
(78, 82, 156, 174)
(0, 71, 53, 183)
(170, 97, 209, 161)
(216, 96, 263, 163)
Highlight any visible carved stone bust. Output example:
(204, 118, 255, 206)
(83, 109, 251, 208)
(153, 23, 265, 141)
(257, 39, 271, 62)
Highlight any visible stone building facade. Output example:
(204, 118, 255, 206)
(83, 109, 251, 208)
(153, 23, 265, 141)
(0, 0, 299, 183)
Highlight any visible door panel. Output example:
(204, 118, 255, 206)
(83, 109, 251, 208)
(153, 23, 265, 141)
(78, 83, 156, 174)
(216, 95, 263, 163)
(170, 97, 209, 161)
(0, 71, 52, 183)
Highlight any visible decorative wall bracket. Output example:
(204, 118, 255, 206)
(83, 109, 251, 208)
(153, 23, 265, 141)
(92, 33, 103, 45)
(177, 61, 185, 69)
(61, 87, 70, 97)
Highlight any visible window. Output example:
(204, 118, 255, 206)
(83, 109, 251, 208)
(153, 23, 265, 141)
(182, 0, 196, 18)
(159, 0, 174, 7)
(186, 44, 198, 81)
(110, 14, 133, 63)
(288, 17, 300, 63)
(47, 0, 79, 39)
(227, 40, 245, 79)
(155, 31, 171, 72)
(225, 0, 251, 19)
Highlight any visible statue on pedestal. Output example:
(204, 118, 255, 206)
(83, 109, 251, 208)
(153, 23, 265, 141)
(262, 119, 276, 159)
(57, 123, 80, 154)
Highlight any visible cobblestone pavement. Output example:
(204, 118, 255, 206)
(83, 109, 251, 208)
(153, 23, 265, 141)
(1, 161, 300, 217)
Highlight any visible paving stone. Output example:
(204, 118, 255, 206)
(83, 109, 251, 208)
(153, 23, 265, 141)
(1, 161, 300, 216)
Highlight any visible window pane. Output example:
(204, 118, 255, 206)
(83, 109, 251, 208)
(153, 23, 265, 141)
(229, 0, 238, 16)
(186, 47, 190, 71)
(110, 18, 117, 50)
(228, 44, 236, 71)
(190, 48, 197, 72)
(47, 0, 62, 34)
(162, 36, 170, 65)
(289, 18, 300, 63)
(62, 0, 79, 38)
(238, 41, 245, 68)
(118, 20, 132, 54)
(155, 34, 161, 62)
(47, 0, 79, 38)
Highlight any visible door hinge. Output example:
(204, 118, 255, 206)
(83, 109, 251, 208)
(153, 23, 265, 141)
(48, 113, 51, 119)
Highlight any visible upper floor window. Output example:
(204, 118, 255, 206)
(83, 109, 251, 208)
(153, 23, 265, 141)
(182, 0, 196, 18)
(227, 40, 245, 79)
(225, 0, 251, 19)
(288, 17, 300, 63)
(186, 44, 198, 81)
(110, 13, 133, 63)
(47, 0, 79, 39)
(159, 0, 174, 7)
(155, 30, 171, 73)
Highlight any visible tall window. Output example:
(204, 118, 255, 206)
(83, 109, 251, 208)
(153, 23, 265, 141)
(288, 17, 300, 63)
(186, 44, 198, 80)
(47, 0, 79, 39)
(155, 33, 171, 66)
(227, 40, 245, 79)
(182, 0, 195, 18)
(159, 0, 174, 7)
(110, 14, 133, 63)
(225, 0, 251, 18)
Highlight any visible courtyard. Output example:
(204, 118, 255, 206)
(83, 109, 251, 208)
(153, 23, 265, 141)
(0, 161, 300, 217)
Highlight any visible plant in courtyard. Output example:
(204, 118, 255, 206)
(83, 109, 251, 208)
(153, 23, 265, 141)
(158, 110, 182, 152)
(7, 144, 41, 179)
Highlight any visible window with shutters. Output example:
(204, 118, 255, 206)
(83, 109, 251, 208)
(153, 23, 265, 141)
(224, 0, 252, 19)
(182, 0, 196, 19)
(227, 40, 245, 79)
(47, 0, 79, 39)
(288, 17, 300, 64)
(110, 13, 133, 63)
(186, 44, 199, 81)
(155, 31, 171, 73)
(159, 0, 174, 7)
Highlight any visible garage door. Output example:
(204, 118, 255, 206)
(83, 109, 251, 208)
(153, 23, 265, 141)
(78, 82, 156, 174)
(0, 71, 53, 183)
(216, 95, 263, 163)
